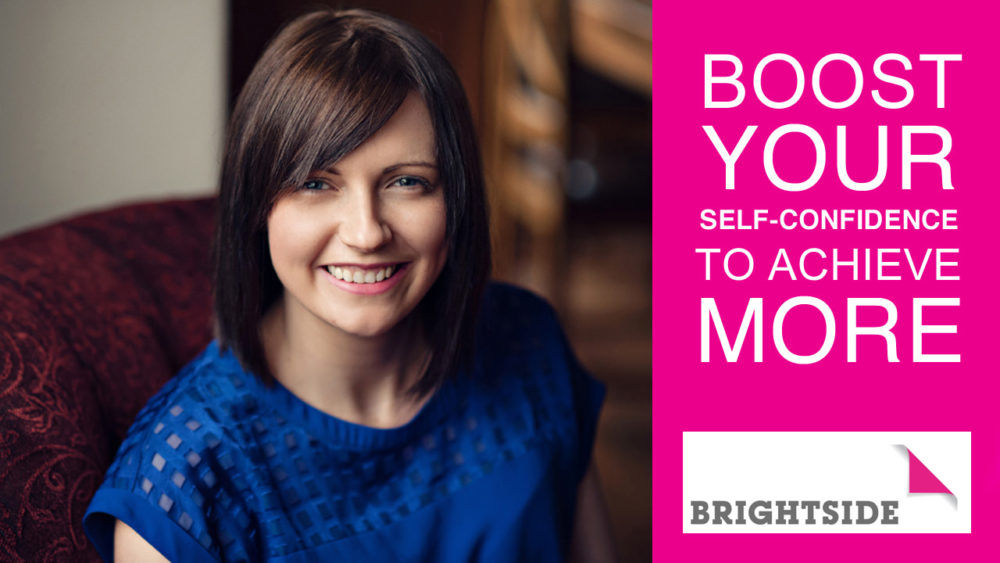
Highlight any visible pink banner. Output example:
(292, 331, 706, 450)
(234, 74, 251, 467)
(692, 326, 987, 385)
(656, 0, 999, 557)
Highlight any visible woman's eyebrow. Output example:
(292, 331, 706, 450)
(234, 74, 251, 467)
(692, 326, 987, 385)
(383, 161, 438, 174)
(319, 161, 438, 175)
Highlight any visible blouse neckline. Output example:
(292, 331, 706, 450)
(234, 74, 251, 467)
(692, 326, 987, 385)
(213, 341, 464, 451)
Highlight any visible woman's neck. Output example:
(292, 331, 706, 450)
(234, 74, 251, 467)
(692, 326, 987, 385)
(260, 294, 432, 428)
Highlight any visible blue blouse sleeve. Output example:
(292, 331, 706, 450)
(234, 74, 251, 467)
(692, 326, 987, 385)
(561, 328, 606, 484)
(544, 311, 605, 485)
(487, 283, 606, 485)
(83, 382, 257, 563)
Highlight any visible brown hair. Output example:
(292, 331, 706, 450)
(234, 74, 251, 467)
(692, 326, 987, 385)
(213, 8, 490, 394)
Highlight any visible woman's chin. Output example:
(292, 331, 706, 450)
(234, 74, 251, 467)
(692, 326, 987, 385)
(329, 315, 408, 340)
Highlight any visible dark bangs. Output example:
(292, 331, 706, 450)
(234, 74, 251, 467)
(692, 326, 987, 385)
(214, 8, 491, 394)
(232, 13, 414, 203)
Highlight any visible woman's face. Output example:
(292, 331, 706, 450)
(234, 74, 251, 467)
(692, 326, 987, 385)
(267, 93, 448, 339)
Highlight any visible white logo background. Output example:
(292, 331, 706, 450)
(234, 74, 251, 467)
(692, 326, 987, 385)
(683, 432, 971, 533)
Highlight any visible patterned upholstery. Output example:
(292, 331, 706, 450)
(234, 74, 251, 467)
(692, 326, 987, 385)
(0, 197, 215, 562)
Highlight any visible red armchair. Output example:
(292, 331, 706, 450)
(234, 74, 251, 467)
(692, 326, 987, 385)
(0, 198, 215, 561)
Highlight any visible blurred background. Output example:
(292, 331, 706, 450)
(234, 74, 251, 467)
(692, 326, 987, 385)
(0, 0, 650, 559)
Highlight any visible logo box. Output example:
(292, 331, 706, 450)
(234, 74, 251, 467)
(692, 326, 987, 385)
(682, 432, 971, 533)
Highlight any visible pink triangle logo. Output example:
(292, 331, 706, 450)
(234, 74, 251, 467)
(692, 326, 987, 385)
(907, 448, 953, 495)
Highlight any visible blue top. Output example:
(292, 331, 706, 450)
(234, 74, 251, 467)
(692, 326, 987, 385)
(84, 284, 605, 562)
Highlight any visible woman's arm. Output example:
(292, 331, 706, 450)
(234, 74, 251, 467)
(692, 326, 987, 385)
(113, 519, 170, 563)
(568, 462, 618, 563)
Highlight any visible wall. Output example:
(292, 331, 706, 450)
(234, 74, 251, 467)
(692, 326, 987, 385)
(0, 0, 226, 237)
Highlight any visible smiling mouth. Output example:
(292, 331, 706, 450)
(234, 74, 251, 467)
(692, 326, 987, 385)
(325, 264, 401, 284)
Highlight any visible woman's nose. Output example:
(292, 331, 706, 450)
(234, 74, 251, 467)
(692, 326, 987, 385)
(339, 191, 391, 252)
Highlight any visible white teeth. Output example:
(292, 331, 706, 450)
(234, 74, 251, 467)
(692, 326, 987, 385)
(326, 264, 398, 284)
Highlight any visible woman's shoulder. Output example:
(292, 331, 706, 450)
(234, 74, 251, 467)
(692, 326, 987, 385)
(478, 281, 562, 339)
(472, 282, 591, 406)
(84, 342, 261, 561)
(102, 341, 261, 491)
(97, 340, 263, 500)
(125, 342, 257, 444)
(469, 282, 605, 484)
(481, 280, 554, 313)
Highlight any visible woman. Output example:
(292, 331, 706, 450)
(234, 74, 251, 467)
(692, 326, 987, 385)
(84, 8, 613, 562)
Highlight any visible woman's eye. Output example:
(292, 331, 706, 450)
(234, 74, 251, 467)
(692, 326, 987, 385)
(302, 179, 328, 191)
(391, 176, 430, 190)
